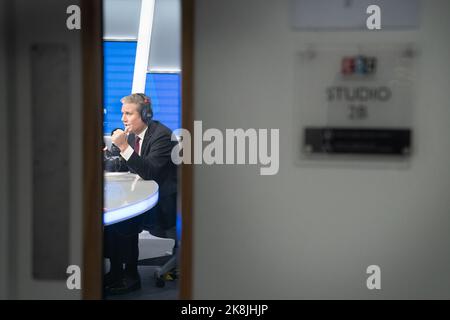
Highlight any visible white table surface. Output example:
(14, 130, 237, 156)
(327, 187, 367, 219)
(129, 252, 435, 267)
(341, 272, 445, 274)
(103, 172, 159, 226)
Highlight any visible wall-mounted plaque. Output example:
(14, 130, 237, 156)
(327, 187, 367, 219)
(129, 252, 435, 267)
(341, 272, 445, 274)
(304, 127, 411, 155)
(294, 43, 417, 157)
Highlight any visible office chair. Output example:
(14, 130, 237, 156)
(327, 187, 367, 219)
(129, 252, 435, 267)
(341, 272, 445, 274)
(138, 225, 178, 288)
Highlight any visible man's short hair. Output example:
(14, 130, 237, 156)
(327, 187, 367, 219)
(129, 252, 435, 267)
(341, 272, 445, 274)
(120, 93, 153, 123)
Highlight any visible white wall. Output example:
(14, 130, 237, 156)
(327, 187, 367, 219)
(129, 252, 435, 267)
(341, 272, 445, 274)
(103, 0, 181, 71)
(4, 0, 83, 299)
(103, 0, 141, 40)
(148, 0, 180, 72)
(193, 0, 450, 299)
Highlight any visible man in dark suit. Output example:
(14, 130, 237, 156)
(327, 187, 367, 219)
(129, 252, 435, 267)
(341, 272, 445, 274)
(104, 93, 177, 295)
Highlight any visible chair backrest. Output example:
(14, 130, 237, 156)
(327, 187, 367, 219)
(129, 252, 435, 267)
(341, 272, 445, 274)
(138, 230, 175, 260)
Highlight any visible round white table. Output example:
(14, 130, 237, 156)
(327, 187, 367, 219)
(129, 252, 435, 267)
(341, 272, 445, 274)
(103, 172, 159, 226)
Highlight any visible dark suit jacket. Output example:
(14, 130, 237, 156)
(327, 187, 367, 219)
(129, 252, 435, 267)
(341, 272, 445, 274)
(126, 120, 178, 230)
(126, 120, 177, 196)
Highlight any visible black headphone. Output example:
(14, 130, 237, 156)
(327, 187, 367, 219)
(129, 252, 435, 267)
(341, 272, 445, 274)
(136, 93, 153, 124)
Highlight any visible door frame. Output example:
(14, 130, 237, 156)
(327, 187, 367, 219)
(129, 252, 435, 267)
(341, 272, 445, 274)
(179, 0, 194, 300)
(81, 0, 103, 300)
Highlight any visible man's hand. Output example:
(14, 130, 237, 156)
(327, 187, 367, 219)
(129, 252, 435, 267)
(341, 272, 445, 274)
(111, 128, 130, 153)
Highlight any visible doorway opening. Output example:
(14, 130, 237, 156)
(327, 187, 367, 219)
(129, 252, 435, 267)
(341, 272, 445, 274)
(82, 0, 193, 300)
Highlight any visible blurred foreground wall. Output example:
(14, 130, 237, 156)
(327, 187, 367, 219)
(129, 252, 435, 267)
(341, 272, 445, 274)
(192, 0, 450, 299)
(0, 0, 84, 299)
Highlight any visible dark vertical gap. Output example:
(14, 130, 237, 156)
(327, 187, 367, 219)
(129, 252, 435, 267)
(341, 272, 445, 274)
(81, 0, 104, 299)
(5, 0, 17, 299)
(180, 0, 194, 300)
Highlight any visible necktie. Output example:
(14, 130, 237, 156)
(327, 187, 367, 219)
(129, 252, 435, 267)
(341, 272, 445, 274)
(134, 136, 141, 155)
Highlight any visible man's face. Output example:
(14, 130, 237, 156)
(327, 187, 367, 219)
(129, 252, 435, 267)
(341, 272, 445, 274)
(121, 103, 146, 134)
